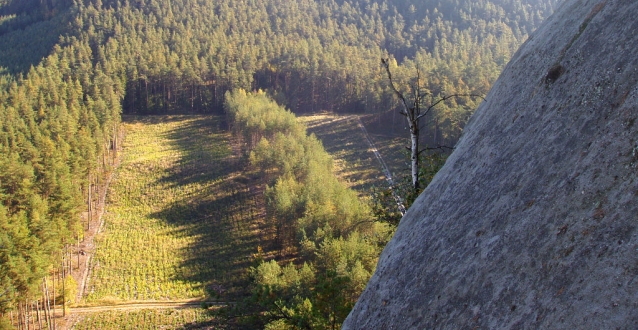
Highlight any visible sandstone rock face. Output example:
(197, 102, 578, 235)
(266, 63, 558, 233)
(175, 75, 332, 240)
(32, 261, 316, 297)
(343, 1, 638, 329)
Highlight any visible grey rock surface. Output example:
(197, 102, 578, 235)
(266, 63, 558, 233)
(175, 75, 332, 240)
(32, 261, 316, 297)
(343, 0, 638, 329)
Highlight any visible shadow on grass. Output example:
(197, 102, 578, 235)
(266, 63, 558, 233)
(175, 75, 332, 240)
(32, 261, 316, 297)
(303, 115, 388, 192)
(124, 115, 263, 303)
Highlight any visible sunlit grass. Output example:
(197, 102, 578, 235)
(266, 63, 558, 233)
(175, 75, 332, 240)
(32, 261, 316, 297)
(298, 113, 407, 193)
(72, 308, 209, 329)
(85, 115, 262, 304)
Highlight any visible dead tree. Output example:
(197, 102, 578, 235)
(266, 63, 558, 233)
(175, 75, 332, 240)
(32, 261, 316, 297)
(381, 58, 482, 192)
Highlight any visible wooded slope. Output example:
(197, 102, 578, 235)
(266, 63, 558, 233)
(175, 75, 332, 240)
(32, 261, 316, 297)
(0, 0, 559, 324)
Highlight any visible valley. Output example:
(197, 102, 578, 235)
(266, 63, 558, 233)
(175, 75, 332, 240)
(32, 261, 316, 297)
(0, 0, 561, 328)
(68, 112, 400, 329)
(71, 115, 264, 328)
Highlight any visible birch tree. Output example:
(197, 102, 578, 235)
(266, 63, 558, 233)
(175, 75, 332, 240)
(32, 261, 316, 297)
(381, 58, 481, 192)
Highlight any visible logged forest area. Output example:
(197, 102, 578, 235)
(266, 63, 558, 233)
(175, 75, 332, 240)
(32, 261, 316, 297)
(0, 0, 561, 328)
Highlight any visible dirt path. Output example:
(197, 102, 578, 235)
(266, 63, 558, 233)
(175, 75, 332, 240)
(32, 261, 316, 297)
(75, 166, 118, 302)
(65, 300, 229, 329)
(354, 116, 406, 215)
(69, 300, 228, 314)
(61, 151, 122, 330)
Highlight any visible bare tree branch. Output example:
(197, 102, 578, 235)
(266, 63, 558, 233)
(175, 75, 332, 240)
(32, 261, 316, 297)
(405, 145, 455, 154)
(381, 58, 412, 118)
(381, 58, 484, 194)
(416, 94, 485, 120)
(418, 145, 455, 155)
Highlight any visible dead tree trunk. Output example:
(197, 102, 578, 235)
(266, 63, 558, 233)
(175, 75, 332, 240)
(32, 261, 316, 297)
(381, 58, 482, 194)
(381, 58, 424, 191)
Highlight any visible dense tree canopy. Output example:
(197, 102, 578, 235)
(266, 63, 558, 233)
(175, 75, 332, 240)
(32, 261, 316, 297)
(226, 90, 391, 328)
(1, 0, 560, 119)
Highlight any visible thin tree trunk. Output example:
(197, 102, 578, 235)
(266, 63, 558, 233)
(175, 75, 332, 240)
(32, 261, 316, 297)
(94, 175, 99, 222)
(145, 79, 148, 109)
(103, 152, 107, 175)
(50, 277, 55, 330)
(113, 123, 118, 160)
(88, 177, 92, 231)
(42, 279, 50, 330)
(61, 261, 65, 318)
(36, 300, 42, 330)
(52, 271, 56, 329)
(66, 246, 71, 280)
(17, 301, 21, 330)
(25, 300, 29, 330)
(382, 58, 423, 192)
(410, 121, 420, 191)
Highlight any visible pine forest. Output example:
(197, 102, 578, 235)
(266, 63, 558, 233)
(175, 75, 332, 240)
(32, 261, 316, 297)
(0, 0, 559, 328)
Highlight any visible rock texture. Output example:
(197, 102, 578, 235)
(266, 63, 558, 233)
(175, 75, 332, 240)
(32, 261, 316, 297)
(343, 0, 638, 329)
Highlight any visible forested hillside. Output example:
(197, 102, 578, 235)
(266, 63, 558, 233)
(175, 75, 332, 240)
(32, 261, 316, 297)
(0, 0, 559, 327)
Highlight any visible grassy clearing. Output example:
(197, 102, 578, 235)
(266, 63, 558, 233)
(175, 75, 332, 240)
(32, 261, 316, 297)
(298, 114, 383, 192)
(85, 115, 263, 304)
(78, 113, 401, 328)
(72, 308, 209, 329)
(299, 113, 408, 193)
(368, 135, 409, 182)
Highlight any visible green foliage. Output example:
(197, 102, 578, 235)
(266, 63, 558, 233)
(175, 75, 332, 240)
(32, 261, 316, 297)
(72, 308, 209, 330)
(63, 275, 78, 305)
(21, 0, 557, 119)
(0, 0, 131, 312)
(371, 151, 448, 225)
(226, 89, 303, 150)
(298, 114, 389, 193)
(0, 0, 560, 321)
(227, 90, 390, 328)
(0, 9, 72, 74)
(227, 90, 377, 246)
(0, 33, 121, 310)
(251, 261, 316, 325)
(251, 233, 386, 329)
(0, 316, 12, 329)
(85, 116, 262, 303)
